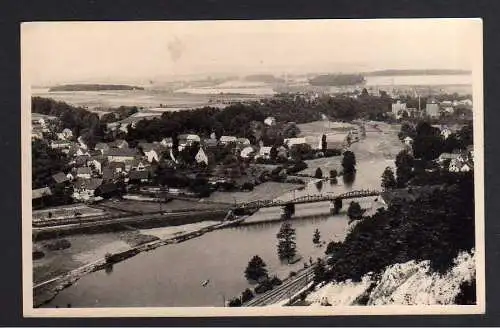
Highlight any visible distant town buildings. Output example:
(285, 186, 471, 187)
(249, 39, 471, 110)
(425, 100, 440, 118)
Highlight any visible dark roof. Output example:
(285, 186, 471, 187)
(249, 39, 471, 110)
(95, 142, 110, 150)
(96, 182, 117, 194)
(52, 172, 69, 184)
(74, 178, 103, 190)
(107, 148, 139, 157)
(129, 170, 150, 180)
(108, 162, 126, 170)
(32, 187, 52, 199)
(109, 139, 129, 148)
(75, 156, 89, 166)
(203, 139, 218, 148)
(102, 167, 115, 180)
(77, 167, 92, 175)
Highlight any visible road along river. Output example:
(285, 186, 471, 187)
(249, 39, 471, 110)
(43, 122, 403, 307)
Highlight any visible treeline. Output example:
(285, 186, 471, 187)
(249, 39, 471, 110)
(100, 106, 140, 124)
(49, 84, 144, 92)
(309, 74, 366, 86)
(128, 93, 391, 144)
(32, 93, 392, 148)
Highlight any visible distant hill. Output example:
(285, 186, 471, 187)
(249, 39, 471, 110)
(309, 74, 365, 86)
(244, 74, 285, 83)
(365, 69, 471, 76)
(49, 84, 145, 92)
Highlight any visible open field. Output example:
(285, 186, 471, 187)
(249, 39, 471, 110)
(33, 204, 105, 221)
(297, 121, 357, 138)
(96, 198, 224, 214)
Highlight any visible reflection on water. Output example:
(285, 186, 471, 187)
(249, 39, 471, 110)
(343, 172, 356, 188)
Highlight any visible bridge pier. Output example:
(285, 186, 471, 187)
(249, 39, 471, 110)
(282, 203, 295, 219)
(330, 198, 342, 215)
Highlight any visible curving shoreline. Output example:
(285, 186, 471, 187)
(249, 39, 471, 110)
(33, 218, 244, 308)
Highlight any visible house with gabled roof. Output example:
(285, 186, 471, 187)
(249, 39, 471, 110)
(109, 139, 129, 149)
(220, 136, 238, 145)
(195, 147, 209, 165)
(240, 146, 256, 159)
(73, 178, 103, 201)
(139, 143, 165, 163)
(32, 187, 53, 209)
(51, 172, 69, 185)
(76, 167, 92, 179)
(128, 170, 150, 184)
(107, 148, 139, 163)
(161, 137, 173, 148)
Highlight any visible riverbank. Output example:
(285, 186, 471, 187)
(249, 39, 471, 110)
(33, 218, 244, 307)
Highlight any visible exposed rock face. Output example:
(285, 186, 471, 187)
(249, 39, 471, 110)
(306, 250, 476, 306)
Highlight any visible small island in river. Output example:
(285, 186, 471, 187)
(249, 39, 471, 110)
(49, 84, 145, 92)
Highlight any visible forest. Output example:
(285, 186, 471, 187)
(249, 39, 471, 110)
(308, 74, 366, 86)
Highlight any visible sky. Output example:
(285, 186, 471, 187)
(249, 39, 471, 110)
(21, 19, 481, 85)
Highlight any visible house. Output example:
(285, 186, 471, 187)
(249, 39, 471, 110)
(32, 187, 53, 208)
(425, 101, 440, 117)
(67, 143, 80, 157)
(50, 140, 71, 150)
(437, 153, 460, 164)
(219, 136, 238, 145)
(237, 138, 251, 146)
(449, 159, 472, 173)
(139, 143, 165, 163)
(109, 139, 129, 149)
(178, 134, 201, 148)
(102, 167, 115, 182)
(443, 106, 455, 115)
(129, 170, 150, 184)
(88, 157, 105, 174)
(76, 167, 92, 179)
(284, 137, 307, 147)
(160, 137, 173, 148)
(240, 146, 256, 159)
(440, 127, 452, 140)
(107, 162, 126, 174)
(51, 172, 69, 185)
(77, 136, 88, 150)
(76, 147, 90, 157)
(403, 136, 413, 146)
(73, 178, 103, 201)
(131, 158, 149, 171)
(264, 117, 276, 126)
(95, 142, 110, 154)
(61, 128, 73, 139)
(203, 138, 219, 149)
(107, 148, 139, 163)
(258, 146, 273, 159)
(391, 101, 407, 117)
(195, 147, 209, 165)
(467, 145, 474, 161)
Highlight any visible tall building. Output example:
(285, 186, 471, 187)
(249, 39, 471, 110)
(392, 100, 407, 116)
(425, 100, 440, 117)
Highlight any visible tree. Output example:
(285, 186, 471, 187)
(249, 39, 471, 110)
(313, 258, 327, 284)
(321, 134, 327, 152)
(341, 150, 356, 174)
(313, 229, 321, 245)
(412, 121, 443, 161)
(329, 169, 338, 179)
(395, 150, 414, 188)
(270, 146, 278, 162)
(314, 167, 323, 179)
(381, 167, 397, 190)
(244, 255, 268, 281)
(283, 123, 301, 139)
(347, 201, 364, 222)
(277, 222, 297, 262)
(241, 288, 254, 303)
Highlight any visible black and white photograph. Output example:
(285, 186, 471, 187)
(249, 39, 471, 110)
(22, 19, 484, 316)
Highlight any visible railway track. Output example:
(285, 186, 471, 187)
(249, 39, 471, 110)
(245, 267, 314, 307)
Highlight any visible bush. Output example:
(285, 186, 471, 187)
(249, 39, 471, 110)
(254, 280, 273, 294)
(241, 288, 254, 303)
(228, 297, 242, 307)
(270, 275, 283, 286)
(33, 250, 45, 260)
(289, 271, 297, 277)
(44, 239, 71, 251)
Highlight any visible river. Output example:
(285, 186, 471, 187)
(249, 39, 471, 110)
(44, 122, 403, 308)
